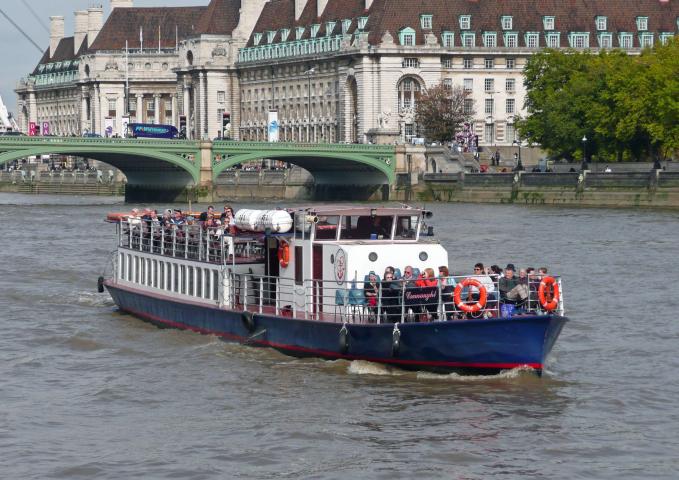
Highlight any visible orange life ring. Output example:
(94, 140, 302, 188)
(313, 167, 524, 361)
(538, 276, 560, 311)
(106, 212, 128, 222)
(278, 240, 290, 268)
(453, 278, 488, 313)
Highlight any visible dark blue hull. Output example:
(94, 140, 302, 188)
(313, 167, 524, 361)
(105, 282, 567, 375)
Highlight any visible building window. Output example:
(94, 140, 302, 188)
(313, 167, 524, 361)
(485, 58, 494, 69)
(217, 91, 225, 103)
(506, 123, 516, 143)
(501, 16, 513, 30)
(506, 58, 515, 69)
(543, 16, 555, 31)
(483, 32, 497, 47)
(506, 78, 515, 92)
(598, 33, 613, 48)
(398, 77, 421, 112)
(546, 32, 561, 48)
(341, 20, 351, 34)
(596, 16, 607, 31)
(485, 98, 494, 115)
(108, 99, 116, 116)
(442, 57, 453, 68)
(404, 123, 416, 141)
(357, 16, 368, 30)
(459, 15, 471, 30)
(659, 33, 674, 45)
(484, 78, 494, 92)
(504, 33, 518, 48)
(267, 30, 276, 43)
(421, 15, 433, 30)
(568, 32, 590, 49)
(402, 57, 419, 68)
(463, 78, 473, 91)
(281, 28, 290, 41)
(128, 98, 136, 112)
(463, 58, 473, 69)
(506, 98, 515, 114)
(636, 17, 648, 31)
(461, 32, 475, 47)
(484, 123, 494, 143)
(309, 24, 319, 37)
(442, 31, 454, 47)
(443, 78, 452, 90)
(254, 33, 262, 45)
(619, 33, 633, 49)
(639, 33, 654, 48)
(400, 27, 416, 46)
(296, 27, 305, 39)
(326, 21, 336, 35)
(463, 98, 474, 114)
(525, 32, 539, 48)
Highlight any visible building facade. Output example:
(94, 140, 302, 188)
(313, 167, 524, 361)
(16, 0, 679, 149)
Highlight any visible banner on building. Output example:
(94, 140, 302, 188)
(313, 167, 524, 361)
(179, 115, 187, 138)
(267, 110, 279, 142)
(121, 116, 130, 138)
(41, 121, 50, 136)
(29, 122, 37, 136)
(104, 117, 114, 138)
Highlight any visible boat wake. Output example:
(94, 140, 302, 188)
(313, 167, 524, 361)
(347, 360, 539, 381)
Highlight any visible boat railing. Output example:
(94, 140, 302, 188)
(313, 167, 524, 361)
(230, 272, 563, 324)
(117, 219, 264, 264)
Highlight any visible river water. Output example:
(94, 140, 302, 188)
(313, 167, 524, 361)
(1, 193, 678, 479)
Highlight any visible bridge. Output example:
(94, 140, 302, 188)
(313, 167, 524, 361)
(0, 136, 396, 202)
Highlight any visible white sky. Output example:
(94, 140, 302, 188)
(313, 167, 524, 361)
(0, 0, 207, 112)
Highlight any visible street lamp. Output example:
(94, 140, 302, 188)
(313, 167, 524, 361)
(581, 135, 589, 171)
(512, 139, 523, 171)
(303, 67, 316, 142)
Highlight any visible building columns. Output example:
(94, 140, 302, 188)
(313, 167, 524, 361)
(153, 94, 161, 124)
(135, 94, 143, 123)
(171, 94, 177, 127)
(93, 84, 100, 134)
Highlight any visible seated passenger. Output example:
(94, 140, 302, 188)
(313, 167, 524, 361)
(199, 205, 215, 223)
(402, 265, 418, 287)
(438, 266, 456, 319)
(363, 271, 380, 318)
(499, 263, 528, 304)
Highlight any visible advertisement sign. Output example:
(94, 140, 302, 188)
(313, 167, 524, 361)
(121, 116, 130, 138)
(41, 121, 50, 136)
(104, 117, 114, 138)
(29, 122, 37, 136)
(267, 110, 279, 142)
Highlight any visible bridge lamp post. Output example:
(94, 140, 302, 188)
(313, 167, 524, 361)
(581, 135, 589, 171)
(303, 67, 316, 142)
(512, 139, 523, 171)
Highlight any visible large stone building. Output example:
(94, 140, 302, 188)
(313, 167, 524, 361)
(16, 0, 679, 150)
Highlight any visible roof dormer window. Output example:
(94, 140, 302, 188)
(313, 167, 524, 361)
(267, 30, 276, 43)
(441, 31, 454, 47)
(596, 16, 607, 31)
(483, 31, 497, 47)
(459, 15, 471, 30)
(399, 27, 416, 46)
(342, 19, 352, 34)
(420, 15, 433, 30)
(254, 33, 262, 45)
(543, 16, 555, 31)
(326, 21, 336, 36)
(358, 16, 368, 30)
(281, 28, 290, 42)
(501, 16, 513, 30)
(296, 26, 305, 40)
(636, 16, 648, 31)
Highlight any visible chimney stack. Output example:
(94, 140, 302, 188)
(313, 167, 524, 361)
(317, 0, 328, 17)
(74, 10, 88, 54)
(365, 0, 374, 10)
(87, 7, 104, 48)
(49, 16, 65, 58)
(111, 0, 134, 10)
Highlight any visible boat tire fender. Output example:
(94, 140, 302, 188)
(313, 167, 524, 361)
(538, 276, 560, 312)
(391, 324, 401, 357)
(242, 311, 256, 333)
(339, 324, 349, 354)
(97, 276, 105, 293)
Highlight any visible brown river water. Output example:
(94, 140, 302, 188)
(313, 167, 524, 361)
(1, 193, 678, 479)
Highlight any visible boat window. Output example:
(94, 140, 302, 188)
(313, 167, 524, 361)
(152, 260, 158, 288)
(159, 262, 165, 289)
(120, 253, 126, 280)
(187, 266, 194, 296)
(126, 255, 132, 281)
(395, 215, 419, 239)
(314, 215, 339, 240)
(295, 246, 303, 285)
(339, 215, 394, 240)
(196, 267, 203, 298)
(173, 264, 179, 293)
(212, 270, 219, 301)
(134, 257, 140, 283)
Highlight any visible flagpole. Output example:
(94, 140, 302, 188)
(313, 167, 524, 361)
(140, 26, 143, 51)
(158, 24, 161, 53)
(125, 40, 129, 115)
(175, 25, 178, 51)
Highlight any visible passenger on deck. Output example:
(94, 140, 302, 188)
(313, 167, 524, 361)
(470, 263, 496, 298)
(499, 264, 528, 304)
(438, 266, 456, 320)
(402, 266, 417, 287)
(170, 209, 185, 226)
(416, 268, 438, 287)
(381, 271, 401, 322)
(199, 205, 215, 223)
(364, 271, 380, 317)
(221, 205, 236, 234)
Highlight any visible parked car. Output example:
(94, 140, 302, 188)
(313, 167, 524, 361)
(0, 131, 26, 136)
(82, 133, 102, 138)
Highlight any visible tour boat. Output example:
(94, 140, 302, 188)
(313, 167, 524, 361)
(100, 206, 568, 375)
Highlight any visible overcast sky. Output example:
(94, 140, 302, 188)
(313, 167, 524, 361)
(0, 0, 207, 113)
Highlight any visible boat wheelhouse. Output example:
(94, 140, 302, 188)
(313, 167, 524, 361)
(102, 205, 568, 375)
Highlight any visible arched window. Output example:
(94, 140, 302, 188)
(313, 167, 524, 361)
(397, 77, 421, 112)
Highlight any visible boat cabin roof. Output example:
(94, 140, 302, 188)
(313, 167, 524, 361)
(289, 205, 427, 217)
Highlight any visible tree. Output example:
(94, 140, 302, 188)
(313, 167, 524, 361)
(415, 84, 473, 143)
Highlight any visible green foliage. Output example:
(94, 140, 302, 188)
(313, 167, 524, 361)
(415, 84, 473, 143)
(517, 40, 679, 161)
